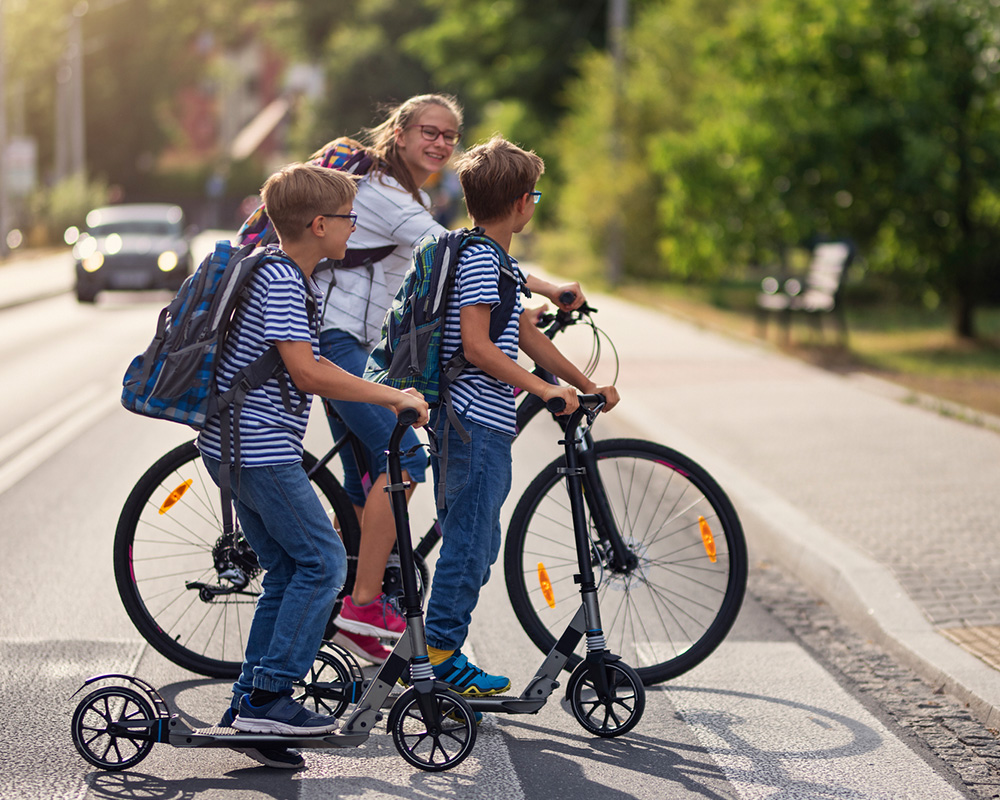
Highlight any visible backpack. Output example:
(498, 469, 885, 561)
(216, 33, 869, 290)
(364, 227, 523, 403)
(236, 137, 395, 271)
(363, 227, 526, 507)
(121, 239, 314, 533)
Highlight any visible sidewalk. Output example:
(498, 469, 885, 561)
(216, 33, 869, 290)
(592, 291, 1000, 729)
(0, 248, 73, 310)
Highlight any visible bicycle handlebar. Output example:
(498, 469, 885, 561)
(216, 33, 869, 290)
(537, 301, 596, 333)
(545, 393, 606, 416)
(396, 407, 421, 427)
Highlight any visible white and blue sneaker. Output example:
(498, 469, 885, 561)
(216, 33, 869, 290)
(232, 694, 339, 736)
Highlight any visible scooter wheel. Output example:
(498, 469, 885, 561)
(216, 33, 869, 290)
(71, 686, 156, 771)
(387, 687, 477, 771)
(294, 648, 353, 718)
(567, 658, 645, 738)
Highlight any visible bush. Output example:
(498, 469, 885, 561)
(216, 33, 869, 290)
(28, 175, 111, 245)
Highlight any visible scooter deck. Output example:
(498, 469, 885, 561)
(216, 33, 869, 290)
(167, 723, 370, 750)
(463, 696, 547, 714)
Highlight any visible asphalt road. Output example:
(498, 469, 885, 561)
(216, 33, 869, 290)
(0, 248, 989, 799)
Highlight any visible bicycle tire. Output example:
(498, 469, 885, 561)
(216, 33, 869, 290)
(114, 440, 360, 678)
(504, 438, 747, 686)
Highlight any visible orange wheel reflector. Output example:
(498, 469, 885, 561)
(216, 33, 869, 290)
(159, 479, 193, 515)
(699, 516, 718, 563)
(538, 562, 556, 608)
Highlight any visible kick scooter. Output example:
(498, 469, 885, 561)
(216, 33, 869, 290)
(71, 408, 480, 773)
(303, 395, 645, 736)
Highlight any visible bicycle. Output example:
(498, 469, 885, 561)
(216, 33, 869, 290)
(114, 304, 748, 686)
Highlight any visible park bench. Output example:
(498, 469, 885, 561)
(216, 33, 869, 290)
(755, 241, 853, 343)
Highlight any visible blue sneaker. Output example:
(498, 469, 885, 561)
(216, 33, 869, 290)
(432, 652, 510, 697)
(219, 707, 305, 769)
(232, 694, 339, 736)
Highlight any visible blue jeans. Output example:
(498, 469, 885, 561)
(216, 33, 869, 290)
(318, 328, 427, 506)
(202, 456, 347, 702)
(424, 413, 514, 652)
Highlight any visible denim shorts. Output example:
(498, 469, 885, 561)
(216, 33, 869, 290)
(318, 328, 427, 506)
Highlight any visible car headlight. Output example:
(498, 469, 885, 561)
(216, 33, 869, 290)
(82, 252, 105, 272)
(158, 251, 179, 272)
(105, 233, 123, 254)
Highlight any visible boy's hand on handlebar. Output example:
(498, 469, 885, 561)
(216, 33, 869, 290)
(525, 304, 549, 327)
(593, 385, 620, 412)
(393, 388, 429, 427)
(553, 282, 585, 312)
(542, 385, 579, 416)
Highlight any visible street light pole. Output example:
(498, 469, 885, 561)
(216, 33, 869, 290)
(55, 2, 87, 183)
(0, 0, 10, 259)
(607, 0, 628, 287)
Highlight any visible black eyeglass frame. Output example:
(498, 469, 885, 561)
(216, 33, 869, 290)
(308, 212, 358, 229)
(404, 124, 462, 147)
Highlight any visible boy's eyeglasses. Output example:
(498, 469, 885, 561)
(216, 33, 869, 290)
(529, 191, 542, 204)
(405, 125, 461, 146)
(313, 212, 358, 227)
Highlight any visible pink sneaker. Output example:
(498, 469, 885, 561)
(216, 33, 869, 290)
(331, 630, 393, 665)
(335, 594, 406, 639)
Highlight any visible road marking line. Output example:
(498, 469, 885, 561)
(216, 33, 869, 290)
(0, 381, 118, 496)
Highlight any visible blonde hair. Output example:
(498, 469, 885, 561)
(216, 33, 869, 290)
(454, 136, 544, 223)
(260, 163, 358, 242)
(363, 94, 463, 203)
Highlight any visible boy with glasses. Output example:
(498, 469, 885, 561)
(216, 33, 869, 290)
(199, 163, 427, 767)
(421, 137, 620, 695)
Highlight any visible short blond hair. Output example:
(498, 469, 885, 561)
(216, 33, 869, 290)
(260, 163, 358, 242)
(454, 136, 544, 223)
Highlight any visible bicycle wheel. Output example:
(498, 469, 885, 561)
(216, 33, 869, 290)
(114, 440, 360, 678)
(504, 438, 747, 686)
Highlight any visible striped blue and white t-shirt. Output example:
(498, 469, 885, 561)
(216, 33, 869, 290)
(197, 255, 321, 466)
(440, 242, 525, 435)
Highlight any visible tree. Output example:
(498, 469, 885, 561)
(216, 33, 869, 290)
(650, 0, 1000, 337)
(266, 0, 435, 148)
(547, 0, 735, 280)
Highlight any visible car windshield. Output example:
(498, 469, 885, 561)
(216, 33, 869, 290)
(88, 220, 180, 237)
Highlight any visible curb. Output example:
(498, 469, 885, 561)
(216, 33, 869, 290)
(619, 392, 1000, 731)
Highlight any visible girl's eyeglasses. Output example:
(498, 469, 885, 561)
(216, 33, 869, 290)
(405, 125, 461, 147)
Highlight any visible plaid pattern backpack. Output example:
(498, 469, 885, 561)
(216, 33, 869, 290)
(121, 240, 313, 533)
(363, 227, 523, 405)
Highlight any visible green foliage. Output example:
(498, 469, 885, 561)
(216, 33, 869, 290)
(403, 0, 613, 127)
(546, 0, 733, 281)
(276, 0, 435, 146)
(640, 0, 1000, 337)
(28, 174, 109, 244)
(4, 0, 249, 194)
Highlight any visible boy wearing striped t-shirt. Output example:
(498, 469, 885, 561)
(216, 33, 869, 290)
(197, 164, 427, 764)
(422, 137, 620, 696)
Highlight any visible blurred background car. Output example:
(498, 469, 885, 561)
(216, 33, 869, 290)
(71, 203, 194, 303)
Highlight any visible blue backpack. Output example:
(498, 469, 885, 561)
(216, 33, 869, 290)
(121, 239, 313, 532)
(364, 227, 526, 507)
